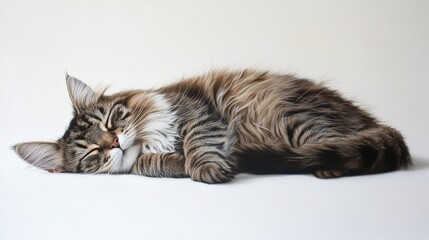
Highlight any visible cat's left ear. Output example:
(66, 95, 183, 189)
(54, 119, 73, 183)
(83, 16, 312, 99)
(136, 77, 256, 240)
(66, 73, 97, 113)
(13, 142, 64, 173)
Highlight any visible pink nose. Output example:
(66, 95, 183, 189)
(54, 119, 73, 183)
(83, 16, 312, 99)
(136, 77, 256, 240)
(110, 137, 120, 149)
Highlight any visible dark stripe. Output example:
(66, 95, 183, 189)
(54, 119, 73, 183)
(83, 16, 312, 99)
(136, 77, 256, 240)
(193, 159, 210, 171)
(208, 126, 225, 132)
(186, 144, 203, 156)
(286, 125, 294, 146)
(191, 133, 227, 143)
(295, 122, 317, 146)
(134, 156, 142, 174)
(159, 155, 164, 172)
(156, 130, 167, 138)
(106, 102, 123, 127)
(89, 113, 103, 122)
(286, 118, 304, 147)
(74, 135, 86, 141)
(97, 107, 105, 114)
(197, 151, 225, 160)
(121, 111, 131, 120)
(186, 142, 225, 157)
(76, 158, 82, 172)
(75, 143, 88, 149)
(192, 115, 221, 129)
(206, 142, 225, 149)
(165, 152, 175, 157)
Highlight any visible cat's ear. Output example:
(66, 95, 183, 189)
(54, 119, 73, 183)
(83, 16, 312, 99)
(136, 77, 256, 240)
(66, 73, 96, 113)
(13, 142, 64, 173)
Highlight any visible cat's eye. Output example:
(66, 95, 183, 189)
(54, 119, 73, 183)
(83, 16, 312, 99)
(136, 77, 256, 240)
(80, 148, 100, 161)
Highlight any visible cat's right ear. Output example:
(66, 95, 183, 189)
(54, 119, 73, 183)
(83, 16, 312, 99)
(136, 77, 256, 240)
(13, 142, 64, 173)
(65, 73, 96, 113)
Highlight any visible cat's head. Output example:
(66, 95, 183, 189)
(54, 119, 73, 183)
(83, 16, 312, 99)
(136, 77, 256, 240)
(14, 74, 166, 174)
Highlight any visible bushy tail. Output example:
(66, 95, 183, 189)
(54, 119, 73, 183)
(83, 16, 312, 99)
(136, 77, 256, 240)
(237, 125, 412, 174)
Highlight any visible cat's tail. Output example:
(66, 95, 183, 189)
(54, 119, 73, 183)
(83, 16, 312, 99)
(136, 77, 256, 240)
(237, 125, 412, 175)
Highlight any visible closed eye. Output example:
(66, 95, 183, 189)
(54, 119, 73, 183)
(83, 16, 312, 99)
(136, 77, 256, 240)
(80, 148, 100, 161)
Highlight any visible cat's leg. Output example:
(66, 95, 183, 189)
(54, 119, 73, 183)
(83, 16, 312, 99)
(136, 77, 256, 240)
(182, 125, 236, 184)
(131, 152, 188, 178)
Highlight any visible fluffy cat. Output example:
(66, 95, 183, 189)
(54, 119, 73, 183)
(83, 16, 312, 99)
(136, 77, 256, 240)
(14, 70, 412, 183)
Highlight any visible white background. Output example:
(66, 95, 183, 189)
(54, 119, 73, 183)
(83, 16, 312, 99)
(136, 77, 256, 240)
(1, 0, 428, 239)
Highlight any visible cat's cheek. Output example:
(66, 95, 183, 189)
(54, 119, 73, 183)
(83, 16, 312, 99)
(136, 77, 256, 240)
(117, 132, 135, 150)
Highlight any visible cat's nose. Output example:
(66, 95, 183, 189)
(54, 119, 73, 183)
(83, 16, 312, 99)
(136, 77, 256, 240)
(110, 137, 120, 149)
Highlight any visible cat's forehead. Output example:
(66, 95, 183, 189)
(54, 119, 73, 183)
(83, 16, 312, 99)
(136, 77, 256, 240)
(86, 101, 113, 114)
(61, 116, 102, 142)
(88, 98, 129, 113)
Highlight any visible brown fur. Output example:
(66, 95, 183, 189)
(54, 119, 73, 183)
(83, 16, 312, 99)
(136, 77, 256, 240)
(14, 69, 412, 183)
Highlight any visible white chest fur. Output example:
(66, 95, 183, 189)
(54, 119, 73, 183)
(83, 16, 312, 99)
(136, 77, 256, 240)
(140, 94, 179, 154)
(116, 93, 179, 172)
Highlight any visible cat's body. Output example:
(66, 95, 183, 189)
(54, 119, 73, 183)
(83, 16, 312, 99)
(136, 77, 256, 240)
(14, 70, 412, 183)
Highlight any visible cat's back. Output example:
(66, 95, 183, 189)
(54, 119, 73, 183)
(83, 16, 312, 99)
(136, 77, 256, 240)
(161, 69, 301, 108)
(168, 69, 371, 120)
(161, 69, 317, 119)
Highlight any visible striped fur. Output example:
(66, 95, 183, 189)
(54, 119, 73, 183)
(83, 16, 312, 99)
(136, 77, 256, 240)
(14, 70, 412, 183)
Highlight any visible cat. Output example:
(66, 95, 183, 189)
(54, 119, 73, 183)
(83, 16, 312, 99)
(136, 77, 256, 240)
(14, 70, 412, 183)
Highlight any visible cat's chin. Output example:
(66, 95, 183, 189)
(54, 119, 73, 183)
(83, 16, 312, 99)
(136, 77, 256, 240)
(112, 144, 142, 173)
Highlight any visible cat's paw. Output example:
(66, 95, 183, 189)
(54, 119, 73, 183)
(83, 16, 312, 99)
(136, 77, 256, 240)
(190, 162, 234, 184)
(313, 170, 346, 179)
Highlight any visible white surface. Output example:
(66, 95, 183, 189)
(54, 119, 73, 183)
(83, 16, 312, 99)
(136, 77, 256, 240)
(1, 0, 428, 239)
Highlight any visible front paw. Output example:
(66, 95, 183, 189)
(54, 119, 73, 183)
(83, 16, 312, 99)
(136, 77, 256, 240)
(190, 162, 234, 184)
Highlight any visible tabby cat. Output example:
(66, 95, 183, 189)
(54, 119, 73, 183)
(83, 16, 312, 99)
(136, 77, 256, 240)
(14, 70, 412, 183)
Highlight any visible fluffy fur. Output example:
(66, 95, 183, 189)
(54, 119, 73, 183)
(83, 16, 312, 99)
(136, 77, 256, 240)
(14, 70, 412, 183)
